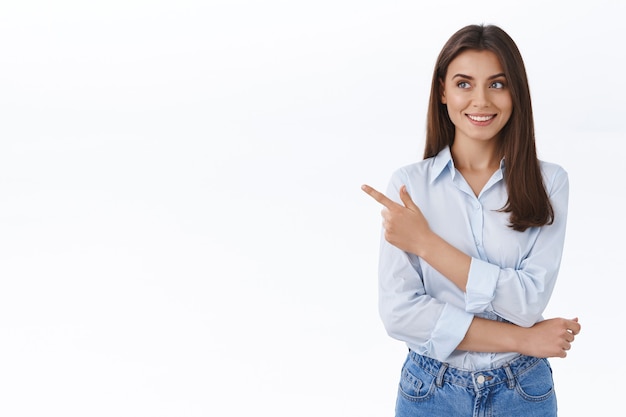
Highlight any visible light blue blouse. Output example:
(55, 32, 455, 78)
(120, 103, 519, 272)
(378, 146, 569, 370)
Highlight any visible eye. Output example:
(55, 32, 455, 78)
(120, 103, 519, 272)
(490, 81, 506, 89)
(457, 81, 471, 89)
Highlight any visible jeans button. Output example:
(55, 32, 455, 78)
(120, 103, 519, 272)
(476, 375, 485, 384)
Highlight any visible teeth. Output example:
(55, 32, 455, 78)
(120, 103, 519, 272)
(468, 114, 494, 122)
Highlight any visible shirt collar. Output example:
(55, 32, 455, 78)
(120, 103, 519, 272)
(429, 146, 454, 184)
(429, 146, 506, 184)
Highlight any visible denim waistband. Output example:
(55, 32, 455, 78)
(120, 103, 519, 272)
(408, 350, 543, 390)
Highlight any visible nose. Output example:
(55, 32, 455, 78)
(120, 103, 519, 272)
(472, 87, 490, 108)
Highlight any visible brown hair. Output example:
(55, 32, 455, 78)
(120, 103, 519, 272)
(424, 24, 553, 232)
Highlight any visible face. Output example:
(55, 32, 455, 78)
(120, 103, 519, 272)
(441, 49, 513, 144)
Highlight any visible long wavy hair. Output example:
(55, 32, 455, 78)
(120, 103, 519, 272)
(424, 24, 553, 232)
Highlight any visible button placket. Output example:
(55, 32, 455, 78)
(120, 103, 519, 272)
(468, 198, 485, 256)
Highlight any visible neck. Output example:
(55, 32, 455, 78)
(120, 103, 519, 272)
(450, 139, 501, 172)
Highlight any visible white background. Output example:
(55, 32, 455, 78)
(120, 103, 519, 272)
(1, 1, 624, 416)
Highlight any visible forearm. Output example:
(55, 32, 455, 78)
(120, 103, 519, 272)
(417, 231, 471, 292)
(365, 183, 473, 292)
(457, 316, 580, 358)
(457, 316, 522, 353)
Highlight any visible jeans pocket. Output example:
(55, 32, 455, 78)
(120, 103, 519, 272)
(514, 359, 555, 402)
(397, 358, 435, 401)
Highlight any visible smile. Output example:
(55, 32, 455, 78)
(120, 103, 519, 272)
(466, 114, 496, 122)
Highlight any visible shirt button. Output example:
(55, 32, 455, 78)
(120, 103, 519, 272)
(476, 375, 485, 384)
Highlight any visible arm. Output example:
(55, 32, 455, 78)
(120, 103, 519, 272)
(372, 209, 580, 360)
(363, 167, 569, 327)
(459, 316, 580, 358)
(464, 167, 570, 326)
(375, 224, 474, 361)
(362, 183, 472, 289)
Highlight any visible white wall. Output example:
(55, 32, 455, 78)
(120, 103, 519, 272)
(1, 1, 623, 415)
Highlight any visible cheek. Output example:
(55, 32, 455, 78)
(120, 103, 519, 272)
(447, 97, 472, 123)
(500, 101, 513, 123)
(496, 95, 513, 115)
(443, 94, 465, 111)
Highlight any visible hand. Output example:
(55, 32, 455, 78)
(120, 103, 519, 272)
(361, 184, 432, 256)
(520, 317, 581, 358)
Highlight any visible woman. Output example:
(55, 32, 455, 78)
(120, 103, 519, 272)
(362, 24, 581, 416)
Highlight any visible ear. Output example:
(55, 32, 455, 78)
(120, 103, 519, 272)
(439, 78, 447, 104)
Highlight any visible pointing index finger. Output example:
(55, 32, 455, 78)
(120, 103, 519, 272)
(361, 184, 397, 209)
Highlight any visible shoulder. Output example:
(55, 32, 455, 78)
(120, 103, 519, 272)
(392, 158, 433, 178)
(385, 157, 438, 199)
(539, 159, 568, 181)
(538, 159, 569, 193)
(391, 148, 450, 181)
(389, 156, 441, 186)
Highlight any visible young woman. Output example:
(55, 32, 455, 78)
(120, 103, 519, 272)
(362, 24, 581, 416)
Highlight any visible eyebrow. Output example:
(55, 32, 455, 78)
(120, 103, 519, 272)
(452, 73, 506, 80)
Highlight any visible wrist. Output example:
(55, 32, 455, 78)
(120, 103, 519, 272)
(508, 325, 530, 355)
(415, 229, 437, 258)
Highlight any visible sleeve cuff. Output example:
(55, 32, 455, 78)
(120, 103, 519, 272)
(465, 257, 500, 313)
(425, 303, 474, 361)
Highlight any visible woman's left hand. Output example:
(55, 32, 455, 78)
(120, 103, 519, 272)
(361, 184, 432, 256)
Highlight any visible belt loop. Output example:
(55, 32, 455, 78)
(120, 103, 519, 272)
(503, 364, 515, 389)
(436, 362, 448, 388)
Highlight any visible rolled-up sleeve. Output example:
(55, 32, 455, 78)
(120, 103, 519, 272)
(464, 166, 569, 327)
(378, 176, 474, 361)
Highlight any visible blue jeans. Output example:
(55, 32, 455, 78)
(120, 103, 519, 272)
(396, 350, 557, 417)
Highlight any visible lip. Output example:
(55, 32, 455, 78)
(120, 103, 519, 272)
(466, 113, 496, 126)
